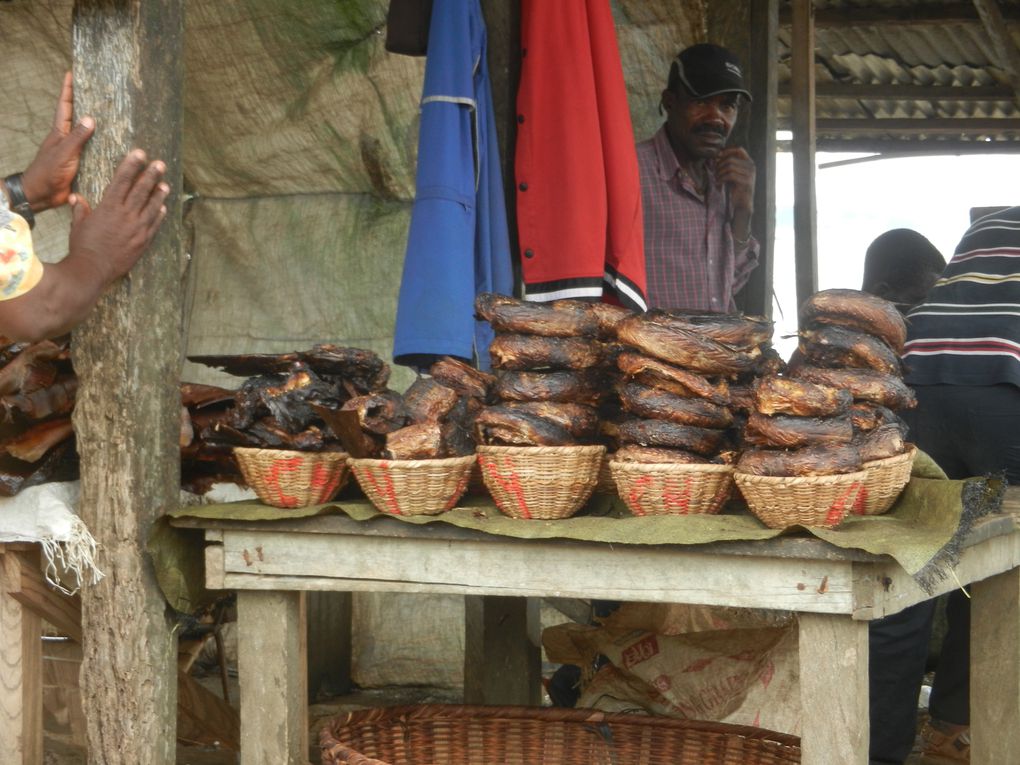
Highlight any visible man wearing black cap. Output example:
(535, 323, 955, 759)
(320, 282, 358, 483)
(637, 42, 758, 312)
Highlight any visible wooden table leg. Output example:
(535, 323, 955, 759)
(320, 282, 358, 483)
(971, 568, 1020, 764)
(798, 612, 869, 765)
(464, 595, 541, 705)
(238, 590, 308, 765)
(0, 546, 43, 765)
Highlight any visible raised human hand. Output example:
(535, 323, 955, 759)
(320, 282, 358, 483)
(21, 72, 96, 212)
(715, 146, 756, 215)
(67, 150, 170, 282)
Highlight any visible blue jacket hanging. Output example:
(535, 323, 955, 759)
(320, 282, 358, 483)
(393, 0, 513, 371)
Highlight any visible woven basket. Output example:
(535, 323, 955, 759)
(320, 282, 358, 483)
(233, 447, 349, 509)
(348, 455, 476, 517)
(476, 444, 605, 520)
(734, 470, 868, 529)
(319, 705, 801, 765)
(611, 461, 734, 516)
(853, 445, 917, 516)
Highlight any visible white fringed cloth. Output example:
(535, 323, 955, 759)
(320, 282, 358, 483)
(0, 481, 101, 594)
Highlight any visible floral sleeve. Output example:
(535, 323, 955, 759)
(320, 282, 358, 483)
(0, 194, 44, 300)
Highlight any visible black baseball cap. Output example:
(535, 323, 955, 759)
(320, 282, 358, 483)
(671, 43, 752, 102)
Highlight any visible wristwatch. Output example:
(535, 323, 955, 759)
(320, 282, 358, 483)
(2, 173, 35, 229)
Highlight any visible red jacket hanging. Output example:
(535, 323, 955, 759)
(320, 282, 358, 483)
(515, 0, 647, 310)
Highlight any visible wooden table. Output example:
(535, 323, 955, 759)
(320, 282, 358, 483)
(1, 543, 82, 765)
(174, 488, 1020, 765)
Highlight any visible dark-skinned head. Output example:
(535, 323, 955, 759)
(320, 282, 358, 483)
(861, 228, 946, 313)
(661, 44, 751, 163)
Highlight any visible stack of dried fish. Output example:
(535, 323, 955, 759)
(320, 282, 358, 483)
(473, 293, 622, 446)
(610, 311, 773, 465)
(186, 345, 392, 480)
(380, 356, 493, 460)
(0, 337, 79, 495)
(738, 289, 913, 477)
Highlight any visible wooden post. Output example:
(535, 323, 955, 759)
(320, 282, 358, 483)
(237, 591, 308, 765)
(464, 595, 541, 705)
(708, 0, 779, 317)
(71, 2, 184, 763)
(798, 613, 869, 764)
(790, 0, 818, 313)
(972, 569, 1020, 764)
(0, 546, 43, 765)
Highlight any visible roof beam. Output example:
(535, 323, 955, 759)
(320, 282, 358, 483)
(790, 138, 1020, 155)
(780, 3, 1020, 27)
(779, 83, 1015, 100)
(779, 117, 1020, 134)
(972, 0, 1020, 108)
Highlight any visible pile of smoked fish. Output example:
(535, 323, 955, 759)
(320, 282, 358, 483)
(473, 293, 780, 467)
(736, 289, 915, 477)
(0, 337, 78, 496)
(474, 293, 625, 449)
(185, 345, 494, 492)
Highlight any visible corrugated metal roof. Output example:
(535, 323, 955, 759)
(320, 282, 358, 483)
(777, 0, 1020, 150)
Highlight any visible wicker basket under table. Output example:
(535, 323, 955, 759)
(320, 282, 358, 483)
(476, 444, 605, 520)
(233, 447, 349, 509)
(319, 704, 802, 765)
(348, 455, 476, 516)
(853, 445, 917, 516)
(611, 461, 734, 516)
(734, 470, 868, 529)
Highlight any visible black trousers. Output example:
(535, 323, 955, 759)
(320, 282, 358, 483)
(869, 383, 1020, 763)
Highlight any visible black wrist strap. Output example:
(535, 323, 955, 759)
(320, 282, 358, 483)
(3, 173, 35, 229)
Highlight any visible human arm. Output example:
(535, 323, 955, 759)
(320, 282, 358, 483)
(0, 150, 169, 342)
(716, 146, 755, 245)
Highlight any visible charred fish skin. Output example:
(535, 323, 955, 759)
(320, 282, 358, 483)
(788, 365, 917, 410)
(403, 376, 460, 423)
(853, 421, 908, 462)
(617, 418, 726, 456)
(743, 411, 855, 449)
(493, 369, 605, 406)
(799, 325, 903, 376)
(489, 334, 602, 371)
(615, 314, 760, 376)
(642, 310, 774, 350)
(501, 401, 600, 440)
(474, 405, 576, 446)
(615, 352, 731, 405)
(736, 443, 864, 477)
(612, 445, 713, 464)
(800, 288, 907, 354)
(753, 375, 852, 418)
(617, 381, 733, 428)
(475, 293, 600, 337)
(428, 356, 496, 401)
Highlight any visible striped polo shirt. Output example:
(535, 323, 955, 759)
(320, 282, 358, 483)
(903, 206, 1020, 388)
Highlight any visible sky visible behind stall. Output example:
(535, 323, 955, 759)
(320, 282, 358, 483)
(770, 151, 1020, 359)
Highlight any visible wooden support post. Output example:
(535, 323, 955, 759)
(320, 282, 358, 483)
(71, 2, 184, 763)
(237, 591, 308, 765)
(708, 0, 779, 318)
(972, 569, 1020, 764)
(798, 613, 869, 765)
(464, 595, 541, 706)
(307, 591, 352, 701)
(0, 546, 43, 765)
(790, 0, 818, 313)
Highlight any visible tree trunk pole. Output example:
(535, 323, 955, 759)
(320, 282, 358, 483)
(71, 2, 184, 763)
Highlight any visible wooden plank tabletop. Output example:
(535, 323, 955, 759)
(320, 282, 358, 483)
(170, 485, 1020, 564)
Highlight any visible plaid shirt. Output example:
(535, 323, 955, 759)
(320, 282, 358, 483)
(637, 125, 758, 311)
